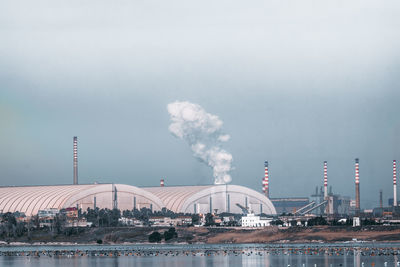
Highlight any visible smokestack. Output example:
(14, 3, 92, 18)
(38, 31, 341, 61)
(262, 161, 269, 198)
(323, 161, 328, 199)
(355, 158, 360, 215)
(394, 160, 397, 207)
(73, 136, 78, 185)
(160, 179, 165, 187)
(380, 189, 383, 209)
(323, 161, 329, 215)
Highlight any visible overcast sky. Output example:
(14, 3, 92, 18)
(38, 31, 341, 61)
(1, 0, 399, 208)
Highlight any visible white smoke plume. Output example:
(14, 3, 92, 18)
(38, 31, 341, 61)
(167, 101, 233, 184)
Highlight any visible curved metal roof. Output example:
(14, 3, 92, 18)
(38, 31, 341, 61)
(0, 183, 276, 216)
(0, 184, 163, 216)
(143, 184, 276, 214)
(144, 185, 214, 212)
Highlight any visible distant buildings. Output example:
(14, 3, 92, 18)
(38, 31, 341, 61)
(118, 217, 143, 226)
(148, 216, 192, 227)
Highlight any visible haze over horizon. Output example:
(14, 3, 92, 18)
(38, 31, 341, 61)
(1, 0, 399, 209)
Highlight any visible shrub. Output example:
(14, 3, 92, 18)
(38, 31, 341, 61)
(148, 231, 162, 243)
(164, 227, 178, 241)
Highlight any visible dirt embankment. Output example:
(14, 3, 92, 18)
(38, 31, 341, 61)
(3, 225, 400, 245)
(199, 226, 400, 244)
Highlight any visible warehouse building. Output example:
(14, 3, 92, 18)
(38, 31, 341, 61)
(0, 183, 276, 216)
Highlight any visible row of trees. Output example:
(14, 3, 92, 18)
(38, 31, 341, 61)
(0, 213, 25, 238)
(82, 207, 197, 227)
(0, 207, 195, 239)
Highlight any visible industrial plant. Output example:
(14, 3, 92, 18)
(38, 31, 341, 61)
(0, 137, 275, 218)
(0, 136, 399, 228)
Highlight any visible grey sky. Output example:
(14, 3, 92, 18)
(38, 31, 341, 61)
(0, 0, 399, 208)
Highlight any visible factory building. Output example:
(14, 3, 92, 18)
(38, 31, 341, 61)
(0, 184, 276, 216)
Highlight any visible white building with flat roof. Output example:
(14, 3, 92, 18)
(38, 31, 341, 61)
(240, 213, 272, 227)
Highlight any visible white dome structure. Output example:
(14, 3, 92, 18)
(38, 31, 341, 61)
(0, 183, 276, 216)
(143, 184, 276, 215)
(0, 184, 164, 216)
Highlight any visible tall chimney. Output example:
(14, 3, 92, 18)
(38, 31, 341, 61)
(73, 136, 78, 185)
(380, 189, 383, 209)
(263, 161, 269, 198)
(323, 161, 328, 199)
(393, 160, 397, 207)
(160, 178, 165, 187)
(355, 158, 360, 215)
(323, 161, 329, 215)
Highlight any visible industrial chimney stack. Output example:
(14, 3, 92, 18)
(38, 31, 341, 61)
(355, 158, 360, 215)
(73, 136, 78, 185)
(323, 161, 328, 199)
(160, 179, 165, 187)
(393, 160, 397, 207)
(323, 161, 329, 214)
(262, 161, 269, 198)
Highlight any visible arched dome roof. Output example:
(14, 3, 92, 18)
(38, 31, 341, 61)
(143, 184, 276, 214)
(0, 184, 164, 216)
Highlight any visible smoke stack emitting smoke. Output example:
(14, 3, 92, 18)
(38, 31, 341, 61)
(167, 101, 233, 184)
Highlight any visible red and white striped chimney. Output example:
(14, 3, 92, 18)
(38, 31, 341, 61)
(73, 136, 78, 185)
(393, 160, 397, 207)
(324, 161, 328, 199)
(355, 158, 360, 214)
(160, 179, 165, 187)
(262, 161, 269, 198)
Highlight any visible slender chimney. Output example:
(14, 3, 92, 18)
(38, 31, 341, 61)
(380, 189, 383, 209)
(160, 178, 165, 187)
(73, 136, 78, 185)
(355, 158, 360, 215)
(394, 160, 397, 207)
(262, 161, 269, 198)
(324, 161, 328, 199)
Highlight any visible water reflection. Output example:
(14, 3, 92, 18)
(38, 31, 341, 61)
(263, 252, 270, 267)
(324, 252, 328, 267)
(354, 248, 360, 267)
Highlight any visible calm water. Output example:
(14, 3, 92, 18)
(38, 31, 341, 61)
(1, 243, 399, 266)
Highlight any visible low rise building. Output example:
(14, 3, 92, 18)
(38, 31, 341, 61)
(65, 219, 92, 227)
(240, 213, 272, 227)
(149, 216, 193, 226)
(172, 216, 192, 226)
(149, 216, 171, 226)
(63, 207, 78, 219)
(119, 217, 143, 226)
(38, 208, 59, 218)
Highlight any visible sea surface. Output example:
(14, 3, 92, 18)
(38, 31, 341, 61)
(0, 242, 399, 266)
